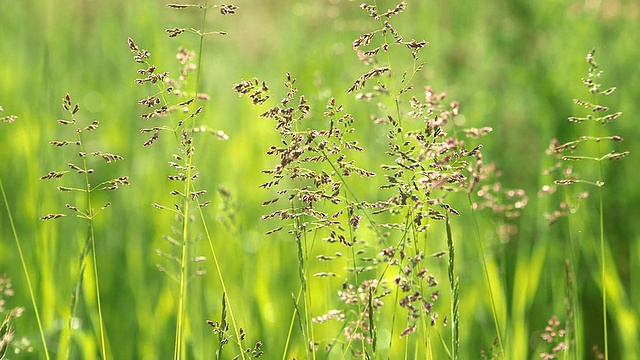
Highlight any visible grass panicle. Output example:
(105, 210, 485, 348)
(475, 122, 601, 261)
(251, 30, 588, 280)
(540, 49, 627, 360)
(537, 315, 568, 360)
(40, 94, 129, 359)
(234, 1, 522, 357)
(129, 2, 242, 359)
(234, 73, 378, 358)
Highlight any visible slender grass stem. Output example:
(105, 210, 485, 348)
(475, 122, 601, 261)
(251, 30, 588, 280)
(173, 3, 216, 358)
(282, 287, 303, 360)
(596, 145, 608, 360)
(77, 128, 108, 359)
(445, 213, 459, 360)
(562, 189, 582, 360)
(0, 178, 50, 359)
(195, 201, 245, 359)
(88, 222, 107, 358)
(450, 111, 505, 356)
(174, 172, 191, 360)
(466, 193, 505, 357)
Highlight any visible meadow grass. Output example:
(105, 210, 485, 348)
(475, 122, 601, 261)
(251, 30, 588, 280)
(1, 0, 640, 359)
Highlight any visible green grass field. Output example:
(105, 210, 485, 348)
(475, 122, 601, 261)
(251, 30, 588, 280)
(2, 0, 640, 359)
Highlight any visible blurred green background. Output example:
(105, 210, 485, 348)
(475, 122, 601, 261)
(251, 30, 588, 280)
(1, 0, 639, 358)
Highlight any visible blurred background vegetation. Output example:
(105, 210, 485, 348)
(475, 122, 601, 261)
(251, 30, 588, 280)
(1, 0, 639, 358)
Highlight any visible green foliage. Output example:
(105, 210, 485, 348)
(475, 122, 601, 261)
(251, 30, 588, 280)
(1, 0, 639, 359)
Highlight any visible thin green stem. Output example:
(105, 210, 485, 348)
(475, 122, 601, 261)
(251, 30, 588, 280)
(562, 188, 582, 360)
(282, 287, 303, 360)
(175, 3, 210, 359)
(0, 178, 50, 359)
(445, 213, 459, 360)
(195, 200, 246, 359)
(597, 148, 608, 360)
(88, 221, 107, 358)
(466, 193, 505, 357)
(300, 215, 316, 360)
(174, 153, 192, 360)
(78, 128, 108, 359)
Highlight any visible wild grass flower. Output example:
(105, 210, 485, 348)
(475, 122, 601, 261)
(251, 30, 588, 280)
(39, 93, 129, 359)
(234, 73, 378, 357)
(540, 49, 627, 360)
(129, 3, 241, 358)
(130, 33, 218, 359)
(234, 1, 520, 357)
(480, 337, 501, 360)
(349, 2, 510, 357)
(216, 186, 240, 235)
(541, 49, 627, 223)
(538, 315, 567, 360)
(473, 161, 528, 243)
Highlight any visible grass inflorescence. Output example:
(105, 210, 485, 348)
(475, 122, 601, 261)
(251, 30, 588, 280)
(540, 49, 627, 360)
(40, 94, 129, 358)
(234, 1, 527, 358)
(128, 2, 246, 359)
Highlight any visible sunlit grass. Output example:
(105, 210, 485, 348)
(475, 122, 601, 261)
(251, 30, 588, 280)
(1, 1, 639, 359)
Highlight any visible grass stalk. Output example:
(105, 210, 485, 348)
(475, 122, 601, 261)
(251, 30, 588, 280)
(596, 148, 608, 360)
(78, 130, 108, 359)
(562, 190, 582, 360)
(196, 203, 245, 358)
(467, 194, 505, 357)
(445, 213, 459, 360)
(0, 178, 50, 359)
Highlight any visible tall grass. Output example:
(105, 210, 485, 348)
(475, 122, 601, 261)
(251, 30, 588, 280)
(540, 49, 628, 360)
(1, 0, 639, 359)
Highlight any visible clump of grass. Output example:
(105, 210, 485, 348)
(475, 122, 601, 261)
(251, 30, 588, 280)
(541, 49, 627, 360)
(40, 94, 129, 359)
(234, 1, 522, 358)
(349, 2, 516, 357)
(233, 73, 376, 358)
(128, 2, 241, 358)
